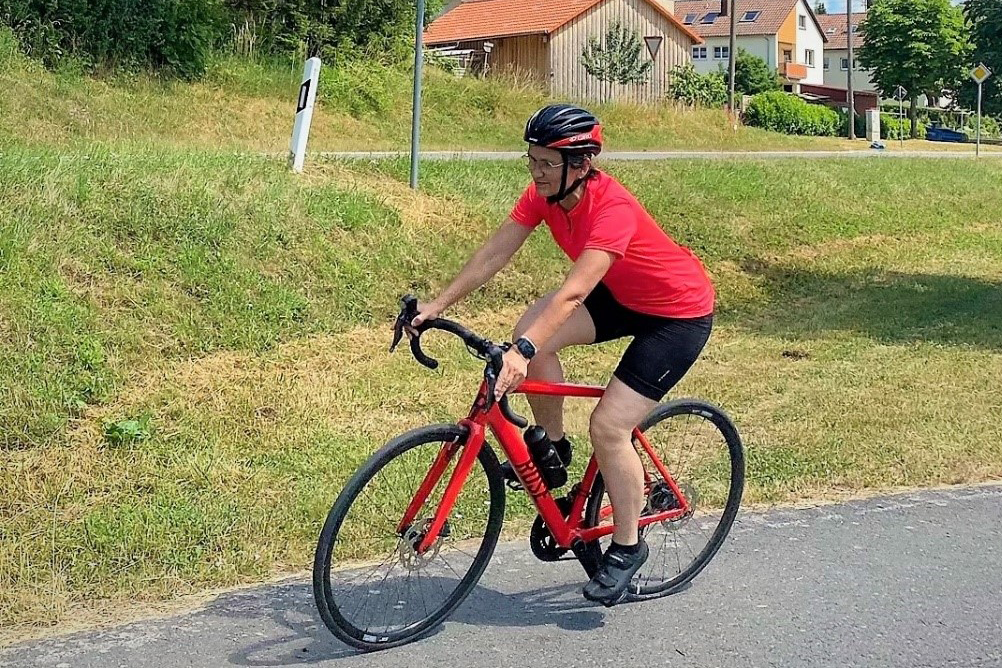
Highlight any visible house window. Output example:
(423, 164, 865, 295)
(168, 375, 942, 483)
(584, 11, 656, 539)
(701, 12, 719, 23)
(798, 15, 807, 29)
(826, 27, 836, 35)
(714, 46, 730, 60)
(841, 57, 851, 70)
(740, 11, 761, 22)
(805, 49, 815, 67)
(683, 12, 698, 24)
(823, 57, 830, 70)
(783, 49, 793, 62)
(692, 46, 708, 60)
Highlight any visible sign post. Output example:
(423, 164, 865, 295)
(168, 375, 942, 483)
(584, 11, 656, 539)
(410, 0, 426, 189)
(971, 63, 993, 158)
(894, 85, 908, 148)
(289, 57, 321, 173)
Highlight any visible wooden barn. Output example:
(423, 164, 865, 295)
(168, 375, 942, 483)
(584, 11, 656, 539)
(424, 0, 703, 102)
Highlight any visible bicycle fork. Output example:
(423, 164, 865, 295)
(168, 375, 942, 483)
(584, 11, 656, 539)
(394, 420, 488, 554)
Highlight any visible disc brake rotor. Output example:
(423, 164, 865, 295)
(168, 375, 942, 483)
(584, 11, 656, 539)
(645, 480, 698, 532)
(398, 518, 448, 571)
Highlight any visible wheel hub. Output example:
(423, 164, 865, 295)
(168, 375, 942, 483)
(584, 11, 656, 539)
(398, 518, 449, 571)
(645, 480, 698, 532)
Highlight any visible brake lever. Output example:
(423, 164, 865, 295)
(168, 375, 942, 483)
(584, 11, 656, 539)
(390, 295, 439, 369)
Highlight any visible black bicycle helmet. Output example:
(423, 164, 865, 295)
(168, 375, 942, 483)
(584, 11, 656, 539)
(524, 104, 604, 155)
(524, 104, 603, 202)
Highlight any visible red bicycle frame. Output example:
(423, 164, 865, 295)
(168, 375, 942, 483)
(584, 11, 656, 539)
(398, 379, 691, 554)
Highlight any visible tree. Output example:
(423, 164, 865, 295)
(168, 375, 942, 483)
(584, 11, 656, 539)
(667, 64, 727, 107)
(581, 21, 653, 96)
(723, 48, 782, 96)
(222, 0, 418, 57)
(959, 0, 1002, 118)
(858, 0, 971, 137)
(815, 2, 828, 15)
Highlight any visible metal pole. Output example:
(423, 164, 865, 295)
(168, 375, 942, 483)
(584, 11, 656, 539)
(899, 95, 904, 148)
(976, 81, 982, 158)
(846, 1, 855, 139)
(727, 0, 737, 113)
(409, 0, 426, 190)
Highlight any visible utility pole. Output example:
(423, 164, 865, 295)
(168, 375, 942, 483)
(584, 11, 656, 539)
(728, 0, 737, 112)
(846, 0, 855, 139)
(722, 0, 737, 113)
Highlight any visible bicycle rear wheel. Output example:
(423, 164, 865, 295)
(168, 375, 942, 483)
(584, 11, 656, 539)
(583, 399, 744, 599)
(313, 424, 506, 651)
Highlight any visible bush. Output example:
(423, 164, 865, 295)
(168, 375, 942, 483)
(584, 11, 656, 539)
(838, 109, 867, 138)
(1, 0, 225, 78)
(744, 91, 840, 136)
(961, 115, 1001, 139)
(667, 63, 727, 108)
(723, 49, 782, 96)
(880, 113, 927, 140)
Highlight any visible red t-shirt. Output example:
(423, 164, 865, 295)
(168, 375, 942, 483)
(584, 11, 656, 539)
(509, 171, 715, 319)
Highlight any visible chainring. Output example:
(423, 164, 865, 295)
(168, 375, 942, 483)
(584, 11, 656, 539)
(529, 496, 575, 562)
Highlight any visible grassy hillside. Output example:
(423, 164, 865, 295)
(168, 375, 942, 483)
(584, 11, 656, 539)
(2, 143, 1001, 639)
(0, 29, 866, 153)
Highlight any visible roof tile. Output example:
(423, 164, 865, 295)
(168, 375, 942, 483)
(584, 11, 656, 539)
(425, 0, 702, 45)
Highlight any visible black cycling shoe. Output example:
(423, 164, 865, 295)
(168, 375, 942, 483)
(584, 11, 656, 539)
(582, 539, 649, 607)
(500, 437, 573, 491)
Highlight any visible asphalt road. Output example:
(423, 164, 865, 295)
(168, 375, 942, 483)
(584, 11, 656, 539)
(3, 484, 1001, 668)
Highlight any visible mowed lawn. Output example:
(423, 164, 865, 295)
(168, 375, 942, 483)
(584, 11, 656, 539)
(1, 147, 1000, 640)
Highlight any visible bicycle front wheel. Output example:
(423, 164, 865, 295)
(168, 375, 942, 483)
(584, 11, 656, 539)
(583, 399, 744, 599)
(313, 424, 506, 651)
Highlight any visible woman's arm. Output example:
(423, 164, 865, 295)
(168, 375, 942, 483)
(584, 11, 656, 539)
(412, 219, 533, 326)
(494, 249, 615, 397)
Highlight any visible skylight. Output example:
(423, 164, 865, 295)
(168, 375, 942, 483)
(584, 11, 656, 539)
(683, 12, 698, 24)
(701, 12, 719, 23)
(740, 10, 761, 22)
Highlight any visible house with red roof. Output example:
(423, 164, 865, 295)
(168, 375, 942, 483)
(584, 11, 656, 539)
(817, 12, 875, 92)
(424, 0, 703, 101)
(674, 0, 827, 89)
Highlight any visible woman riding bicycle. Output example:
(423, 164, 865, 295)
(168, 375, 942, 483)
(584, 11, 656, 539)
(410, 104, 715, 605)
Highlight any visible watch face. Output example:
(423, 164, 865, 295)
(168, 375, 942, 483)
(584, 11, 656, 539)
(517, 338, 536, 359)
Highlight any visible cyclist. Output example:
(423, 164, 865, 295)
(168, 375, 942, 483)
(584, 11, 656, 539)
(410, 104, 715, 606)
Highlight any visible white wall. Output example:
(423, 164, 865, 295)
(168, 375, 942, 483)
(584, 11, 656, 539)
(795, 0, 825, 85)
(690, 36, 775, 75)
(822, 48, 877, 92)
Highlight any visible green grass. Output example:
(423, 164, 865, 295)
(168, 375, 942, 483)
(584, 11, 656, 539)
(2, 147, 1002, 640)
(0, 39, 867, 153)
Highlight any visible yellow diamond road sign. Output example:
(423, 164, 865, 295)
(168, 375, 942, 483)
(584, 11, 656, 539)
(972, 64, 992, 84)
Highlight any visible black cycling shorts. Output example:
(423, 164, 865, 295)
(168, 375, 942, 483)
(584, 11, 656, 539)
(583, 282, 713, 401)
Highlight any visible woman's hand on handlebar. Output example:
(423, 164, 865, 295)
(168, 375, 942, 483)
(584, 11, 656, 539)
(494, 347, 528, 400)
(409, 300, 444, 332)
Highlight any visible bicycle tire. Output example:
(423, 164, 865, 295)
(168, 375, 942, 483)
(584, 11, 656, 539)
(581, 399, 744, 599)
(313, 424, 506, 651)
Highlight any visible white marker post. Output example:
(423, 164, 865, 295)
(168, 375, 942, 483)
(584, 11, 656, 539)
(971, 63, 993, 158)
(289, 57, 322, 173)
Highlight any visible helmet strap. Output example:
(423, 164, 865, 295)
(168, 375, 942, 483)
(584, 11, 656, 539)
(546, 154, 591, 204)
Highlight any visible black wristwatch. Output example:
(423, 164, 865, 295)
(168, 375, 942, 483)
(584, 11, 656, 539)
(513, 336, 537, 360)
